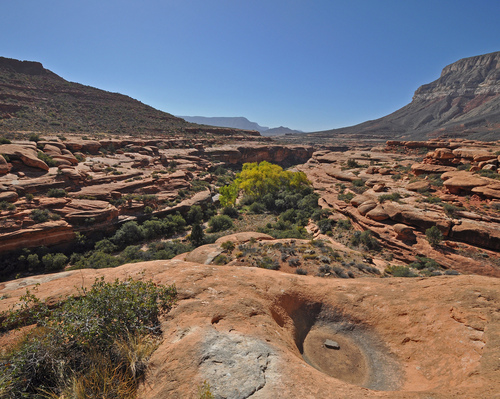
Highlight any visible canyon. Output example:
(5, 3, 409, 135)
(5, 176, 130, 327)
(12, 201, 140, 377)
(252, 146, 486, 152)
(1, 53, 500, 398)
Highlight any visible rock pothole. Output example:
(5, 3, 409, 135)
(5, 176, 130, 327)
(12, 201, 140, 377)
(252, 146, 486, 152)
(274, 297, 403, 391)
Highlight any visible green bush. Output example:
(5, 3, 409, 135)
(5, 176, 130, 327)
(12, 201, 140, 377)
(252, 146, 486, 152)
(336, 219, 351, 230)
(73, 250, 121, 269)
(94, 238, 118, 254)
(248, 201, 266, 214)
(317, 218, 334, 234)
(378, 193, 401, 203)
(350, 230, 380, 251)
(256, 256, 280, 270)
(220, 241, 235, 252)
(338, 191, 354, 203)
(0, 278, 176, 397)
(425, 226, 443, 247)
(42, 252, 68, 272)
(208, 215, 233, 233)
(186, 205, 204, 225)
(28, 133, 41, 142)
(386, 265, 416, 277)
(26, 254, 40, 268)
(37, 151, 57, 167)
(31, 209, 50, 223)
(111, 221, 144, 247)
(409, 256, 440, 271)
(222, 206, 239, 219)
(346, 159, 360, 168)
(0, 137, 11, 144)
(189, 223, 205, 247)
(0, 201, 16, 211)
(47, 188, 67, 198)
(443, 203, 460, 217)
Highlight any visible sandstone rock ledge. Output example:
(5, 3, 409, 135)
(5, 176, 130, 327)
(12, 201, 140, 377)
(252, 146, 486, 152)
(0, 260, 498, 398)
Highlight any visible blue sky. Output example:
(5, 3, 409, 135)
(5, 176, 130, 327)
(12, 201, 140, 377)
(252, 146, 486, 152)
(2, 1, 500, 132)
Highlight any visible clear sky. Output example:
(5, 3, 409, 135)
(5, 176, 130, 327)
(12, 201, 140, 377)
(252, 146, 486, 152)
(2, 1, 500, 132)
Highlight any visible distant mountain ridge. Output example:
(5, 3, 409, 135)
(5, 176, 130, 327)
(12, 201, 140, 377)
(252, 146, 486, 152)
(178, 115, 303, 136)
(178, 116, 269, 132)
(311, 51, 500, 141)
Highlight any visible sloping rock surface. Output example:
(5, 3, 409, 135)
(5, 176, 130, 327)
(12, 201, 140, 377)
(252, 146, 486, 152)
(0, 260, 499, 398)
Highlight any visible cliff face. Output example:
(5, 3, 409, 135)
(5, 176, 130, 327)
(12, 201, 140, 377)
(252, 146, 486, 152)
(312, 51, 500, 141)
(414, 52, 500, 100)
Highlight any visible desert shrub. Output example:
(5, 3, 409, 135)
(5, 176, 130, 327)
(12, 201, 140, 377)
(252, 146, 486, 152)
(336, 219, 351, 230)
(186, 205, 204, 225)
(337, 191, 354, 203)
(0, 278, 176, 397)
(37, 151, 57, 167)
(31, 209, 50, 223)
(25, 193, 34, 202)
(0, 137, 11, 144)
(317, 218, 334, 234)
(111, 221, 144, 247)
(0, 201, 15, 211)
(28, 133, 40, 142)
(425, 226, 443, 247)
(443, 203, 460, 217)
(311, 208, 332, 221)
(346, 159, 360, 168)
(222, 206, 239, 219)
(409, 256, 440, 271)
(428, 175, 444, 187)
(477, 169, 500, 179)
(119, 245, 149, 263)
(189, 223, 205, 247)
(73, 251, 121, 269)
(386, 265, 416, 277)
(255, 256, 280, 270)
(378, 193, 401, 203)
(248, 201, 266, 214)
(47, 188, 67, 198)
(41, 252, 68, 272)
(424, 195, 442, 204)
(296, 268, 308, 275)
(220, 241, 235, 252)
(148, 240, 192, 260)
(213, 254, 230, 265)
(288, 257, 300, 267)
(208, 215, 233, 233)
(26, 254, 40, 268)
(198, 381, 215, 399)
(350, 230, 380, 251)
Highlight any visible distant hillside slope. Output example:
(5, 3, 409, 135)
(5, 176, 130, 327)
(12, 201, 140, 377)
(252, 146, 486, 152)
(264, 126, 303, 136)
(0, 57, 256, 138)
(179, 116, 268, 132)
(179, 115, 303, 136)
(311, 51, 500, 141)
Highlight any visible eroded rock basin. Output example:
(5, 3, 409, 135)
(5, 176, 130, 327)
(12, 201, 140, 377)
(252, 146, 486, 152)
(302, 323, 401, 391)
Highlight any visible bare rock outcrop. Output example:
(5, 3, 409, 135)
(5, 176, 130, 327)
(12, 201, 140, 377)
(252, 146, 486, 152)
(0, 220, 75, 255)
(0, 144, 49, 171)
(1, 261, 499, 398)
(451, 220, 500, 251)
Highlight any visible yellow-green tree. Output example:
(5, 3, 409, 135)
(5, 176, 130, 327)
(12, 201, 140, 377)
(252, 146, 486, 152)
(219, 161, 310, 206)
